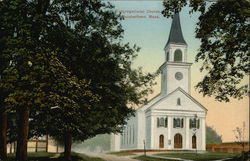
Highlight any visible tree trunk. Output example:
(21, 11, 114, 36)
(16, 108, 29, 161)
(0, 110, 7, 160)
(64, 134, 72, 161)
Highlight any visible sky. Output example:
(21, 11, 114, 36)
(109, 0, 249, 142)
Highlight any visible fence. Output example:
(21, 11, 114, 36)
(206, 142, 249, 153)
(7, 136, 48, 153)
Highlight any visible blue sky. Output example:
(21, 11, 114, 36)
(111, 1, 200, 70)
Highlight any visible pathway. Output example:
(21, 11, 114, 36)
(143, 152, 194, 161)
(87, 151, 194, 161)
(85, 151, 233, 161)
(86, 152, 141, 161)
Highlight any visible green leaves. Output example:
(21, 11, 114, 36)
(206, 126, 222, 144)
(194, 0, 250, 102)
(162, 0, 205, 17)
(0, 0, 155, 147)
(162, 0, 249, 102)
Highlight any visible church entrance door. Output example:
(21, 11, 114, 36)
(192, 135, 196, 149)
(159, 135, 164, 148)
(174, 133, 182, 148)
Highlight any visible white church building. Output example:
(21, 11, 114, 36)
(111, 13, 207, 151)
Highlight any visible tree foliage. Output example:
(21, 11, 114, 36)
(0, 0, 155, 160)
(206, 126, 222, 144)
(162, 0, 250, 102)
(28, 0, 155, 139)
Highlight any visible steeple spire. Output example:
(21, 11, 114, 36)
(165, 13, 187, 47)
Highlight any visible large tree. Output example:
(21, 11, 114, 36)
(29, 0, 155, 158)
(0, 46, 96, 161)
(162, 0, 250, 102)
(0, 69, 8, 160)
(0, 1, 96, 160)
(0, 0, 155, 160)
(0, 1, 13, 159)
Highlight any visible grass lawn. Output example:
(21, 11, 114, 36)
(108, 151, 135, 156)
(156, 152, 241, 161)
(134, 155, 179, 161)
(7, 152, 104, 161)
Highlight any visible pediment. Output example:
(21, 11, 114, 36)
(146, 88, 207, 112)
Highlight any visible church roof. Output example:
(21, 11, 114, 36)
(165, 13, 187, 47)
(138, 87, 208, 112)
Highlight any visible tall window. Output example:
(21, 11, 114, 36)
(173, 118, 184, 128)
(124, 127, 126, 145)
(133, 125, 135, 144)
(126, 128, 129, 144)
(129, 126, 132, 144)
(159, 118, 165, 126)
(192, 135, 197, 149)
(157, 117, 168, 128)
(189, 118, 200, 129)
(174, 49, 182, 62)
(121, 134, 123, 145)
(165, 117, 168, 127)
(159, 135, 164, 148)
(177, 98, 181, 105)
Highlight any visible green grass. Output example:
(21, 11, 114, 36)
(7, 152, 104, 161)
(134, 155, 179, 161)
(73, 134, 110, 152)
(156, 152, 240, 161)
(7, 152, 55, 161)
(108, 151, 135, 156)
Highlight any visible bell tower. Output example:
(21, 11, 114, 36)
(160, 13, 192, 95)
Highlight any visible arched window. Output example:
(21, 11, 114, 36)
(159, 135, 164, 148)
(192, 135, 197, 149)
(174, 49, 182, 62)
(177, 98, 181, 105)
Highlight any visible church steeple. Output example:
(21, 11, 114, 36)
(161, 12, 192, 95)
(164, 13, 188, 63)
(165, 13, 187, 47)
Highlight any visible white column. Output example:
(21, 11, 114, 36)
(184, 47, 187, 62)
(110, 133, 120, 152)
(185, 117, 190, 149)
(201, 118, 206, 150)
(150, 116, 154, 149)
(167, 116, 172, 149)
(169, 47, 173, 61)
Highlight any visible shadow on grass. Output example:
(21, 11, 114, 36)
(155, 152, 241, 161)
(225, 151, 250, 161)
(6, 152, 104, 161)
